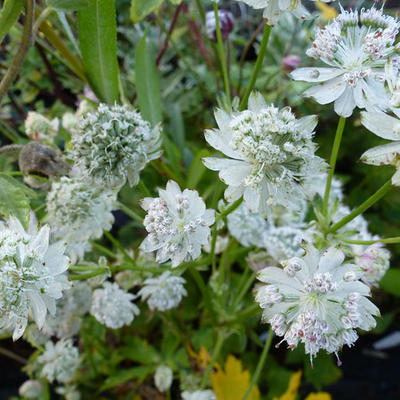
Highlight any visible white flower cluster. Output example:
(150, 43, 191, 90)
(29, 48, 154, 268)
(292, 6, 400, 117)
(203, 92, 324, 216)
(46, 174, 117, 263)
(38, 339, 80, 383)
(140, 180, 215, 267)
(70, 103, 162, 188)
(25, 111, 58, 142)
(43, 281, 92, 338)
(181, 390, 216, 400)
(235, 0, 334, 25)
(90, 282, 140, 329)
(256, 244, 380, 363)
(0, 216, 70, 340)
(139, 271, 187, 311)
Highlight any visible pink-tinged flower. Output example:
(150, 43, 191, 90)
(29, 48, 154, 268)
(357, 243, 390, 287)
(206, 10, 234, 41)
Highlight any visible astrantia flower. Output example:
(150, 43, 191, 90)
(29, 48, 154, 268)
(140, 180, 215, 267)
(43, 282, 92, 338)
(25, 111, 58, 141)
(203, 92, 324, 216)
(291, 7, 400, 117)
(356, 243, 390, 287)
(181, 390, 216, 400)
(234, 0, 334, 25)
(38, 339, 80, 383)
(70, 103, 162, 188)
(256, 244, 380, 362)
(90, 282, 139, 329)
(139, 271, 187, 311)
(0, 216, 70, 340)
(154, 365, 173, 392)
(46, 175, 117, 263)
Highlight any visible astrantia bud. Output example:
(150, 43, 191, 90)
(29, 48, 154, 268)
(25, 111, 58, 141)
(19, 380, 43, 398)
(206, 10, 234, 41)
(181, 390, 216, 400)
(357, 243, 390, 287)
(154, 365, 173, 392)
(282, 55, 301, 72)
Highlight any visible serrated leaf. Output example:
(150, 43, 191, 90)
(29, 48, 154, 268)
(380, 269, 400, 297)
(135, 32, 162, 126)
(0, 0, 24, 44)
(77, 0, 119, 104)
(47, 0, 89, 11)
(0, 176, 30, 228)
(211, 355, 260, 400)
(100, 366, 153, 391)
(130, 0, 163, 23)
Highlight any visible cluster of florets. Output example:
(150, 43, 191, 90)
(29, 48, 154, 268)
(0, 216, 70, 340)
(292, 7, 400, 117)
(43, 282, 92, 338)
(25, 111, 58, 142)
(90, 282, 140, 329)
(139, 271, 187, 311)
(46, 174, 117, 263)
(203, 92, 324, 216)
(357, 243, 390, 287)
(256, 244, 380, 362)
(37, 339, 80, 383)
(140, 180, 215, 267)
(70, 103, 162, 188)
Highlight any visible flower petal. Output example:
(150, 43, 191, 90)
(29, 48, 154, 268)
(361, 111, 400, 140)
(291, 67, 343, 83)
(360, 142, 400, 166)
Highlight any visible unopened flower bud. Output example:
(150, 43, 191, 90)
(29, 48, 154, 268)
(154, 365, 173, 392)
(25, 111, 58, 142)
(282, 55, 301, 72)
(19, 380, 43, 398)
(206, 9, 234, 41)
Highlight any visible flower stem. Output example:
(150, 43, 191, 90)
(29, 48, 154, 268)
(328, 179, 393, 234)
(339, 236, 400, 245)
(213, 3, 231, 107)
(239, 23, 272, 111)
(215, 197, 243, 223)
(200, 327, 227, 388)
(243, 327, 273, 400)
(323, 116, 346, 216)
(0, 347, 27, 365)
(0, 0, 35, 103)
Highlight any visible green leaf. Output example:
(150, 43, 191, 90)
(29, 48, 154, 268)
(47, 0, 89, 11)
(100, 366, 154, 391)
(187, 149, 210, 189)
(0, 176, 31, 228)
(380, 268, 400, 297)
(135, 32, 162, 126)
(0, 0, 24, 44)
(130, 0, 163, 23)
(304, 352, 342, 390)
(77, 0, 119, 104)
(120, 336, 160, 364)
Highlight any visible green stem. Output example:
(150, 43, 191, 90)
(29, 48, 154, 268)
(190, 267, 216, 321)
(69, 269, 107, 281)
(116, 201, 144, 224)
(216, 197, 243, 223)
(243, 327, 273, 400)
(328, 179, 393, 234)
(32, 6, 53, 37)
(90, 241, 119, 259)
(339, 236, 400, 245)
(0, 0, 35, 103)
(200, 327, 227, 388)
(239, 23, 272, 111)
(233, 272, 255, 309)
(323, 116, 346, 216)
(213, 3, 231, 107)
(0, 347, 27, 364)
(195, 0, 206, 24)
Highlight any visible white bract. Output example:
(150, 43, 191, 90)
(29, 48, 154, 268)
(46, 175, 117, 263)
(154, 365, 173, 392)
(291, 7, 400, 117)
(0, 216, 70, 340)
(256, 244, 380, 363)
(356, 243, 390, 287)
(203, 92, 324, 216)
(90, 282, 139, 329)
(70, 103, 162, 188)
(140, 180, 215, 267)
(181, 390, 216, 400)
(38, 339, 80, 383)
(234, 0, 333, 25)
(139, 271, 187, 311)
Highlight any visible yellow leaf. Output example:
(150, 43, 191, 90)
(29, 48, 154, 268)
(186, 344, 211, 370)
(211, 355, 260, 400)
(315, 2, 338, 19)
(273, 371, 302, 400)
(305, 393, 332, 400)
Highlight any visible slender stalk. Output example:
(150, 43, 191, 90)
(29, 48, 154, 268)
(69, 269, 107, 281)
(328, 179, 393, 234)
(239, 23, 272, 111)
(200, 327, 227, 388)
(323, 117, 346, 216)
(195, 0, 206, 24)
(216, 197, 243, 223)
(90, 241, 118, 259)
(0, 347, 27, 365)
(243, 327, 274, 400)
(339, 236, 400, 245)
(233, 272, 255, 309)
(213, 3, 231, 107)
(0, 0, 35, 103)
(210, 225, 218, 273)
(117, 201, 144, 224)
(138, 180, 152, 197)
(32, 6, 53, 37)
